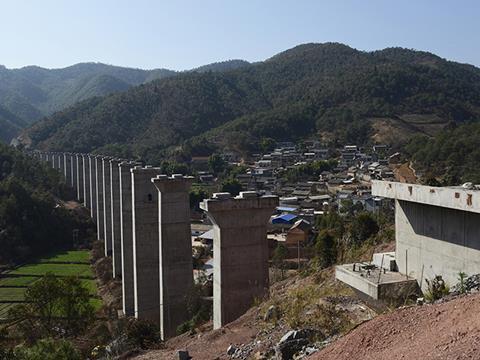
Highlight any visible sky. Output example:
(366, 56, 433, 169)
(1, 0, 479, 70)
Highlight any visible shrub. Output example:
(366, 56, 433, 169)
(424, 275, 450, 302)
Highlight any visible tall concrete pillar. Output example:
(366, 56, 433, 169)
(83, 155, 91, 209)
(89, 155, 97, 222)
(132, 166, 162, 324)
(103, 157, 113, 256)
(59, 153, 65, 180)
(70, 154, 77, 189)
(120, 161, 138, 316)
(152, 174, 194, 339)
(76, 154, 84, 202)
(95, 156, 105, 241)
(200, 192, 278, 329)
(64, 154, 72, 186)
(110, 158, 122, 278)
(51, 153, 56, 169)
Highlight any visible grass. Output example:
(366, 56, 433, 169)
(0, 276, 39, 287)
(89, 298, 103, 311)
(0, 303, 16, 319)
(38, 250, 90, 264)
(0, 288, 25, 302)
(0, 250, 101, 318)
(81, 279, 98, 295)
(10, 263, 94, 278)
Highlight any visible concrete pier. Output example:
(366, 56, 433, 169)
(69, 154, 75, 188)
(152, 174, 194, 339)
(83, 154, 91, 208)
(200, 192, 278, 329)
(89, 155, 97, 222)
(76, 154, 84, 202)
(103, 157, 112, 256)
(57, 153, 62, 171)
(131, 166, 162, 324)
(110, 158, 122, 278)
(119, 161, 137, 316)
(95, 156, 105, 241)
(59, 153, 65, 180)
(63, 154, 71, 184)
(51, 153, 56, 169)
(372, 180, 480, 290)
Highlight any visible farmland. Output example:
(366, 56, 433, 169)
(0, 250, 101, 320)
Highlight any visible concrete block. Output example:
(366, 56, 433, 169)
(119, 161, 138, 316)
(76, 154, 84, 202)
(200, 194, 278, 329)
(132, 166, 162, 324)
(89, 155, 97, 222)
(95, 157, 105, 242)
(103, 157, 112, 256)
(110, 159, 122, 278)
(152, 174, 194, 339)
(83, 154, 91, 209)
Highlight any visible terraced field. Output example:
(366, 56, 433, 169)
(0, 250, 101, 320)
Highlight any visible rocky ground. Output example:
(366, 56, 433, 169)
(311, 290, 480, 360)
(134, 269, 376, 360)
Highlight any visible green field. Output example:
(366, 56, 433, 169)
(0, 276, 39, 287)
(10, 263, 94, 278)
(39, 250, 91, 263)
(0, 250, 102, 318)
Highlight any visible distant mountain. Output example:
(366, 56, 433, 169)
(22, 43, 480, 164)
(0, 105, 24, 142)
(0, 63, 177, 132)
(191, 59, 251, 73)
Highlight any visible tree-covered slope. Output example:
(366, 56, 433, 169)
(406, 122, 480, 184)
(23, 43, 480, 162)
(0, 63, 177, 129)
(0, 144, 92, 263)
(0, 105, 26, 143)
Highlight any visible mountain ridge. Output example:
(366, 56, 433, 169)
(0, 59, 251, 142)
(21, 43, 480, 163)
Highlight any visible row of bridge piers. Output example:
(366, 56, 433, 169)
(31, 151, 278, 339)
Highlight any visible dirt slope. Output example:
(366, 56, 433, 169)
(311, 292, 480, 360)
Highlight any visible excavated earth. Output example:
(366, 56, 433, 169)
(311, 292, 480, 360)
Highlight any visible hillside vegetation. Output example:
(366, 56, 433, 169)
(0, 63, 175, 136)
(24, 43, 480, 163)
(0, 60, 252, 142)
(406, 122, 480, 184)
(0, 145, 93, 263)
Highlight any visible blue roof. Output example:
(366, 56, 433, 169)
(272, 213, 298, 224)
(276, 206, 297, 212)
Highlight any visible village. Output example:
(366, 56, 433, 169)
(189, 141, 399, 287)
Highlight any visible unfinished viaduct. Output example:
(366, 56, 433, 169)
(32, 151, 278, 340)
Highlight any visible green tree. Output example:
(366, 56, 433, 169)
(272, 244, 289, 279)
(8, 274, 95, 341)
(208, 154, 226, 175)
(189, 188, 208, 210)
(14, 338, 82, 360)
(350, 212, 379, 244)
(260, 137, 276, 153)
(58, 277, 95, 335)
(314, 230, 337, 268)
(221, 178, 242, 196)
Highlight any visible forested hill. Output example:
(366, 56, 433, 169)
(23, 43, 480, 164)
(0, 145, 92, 264)
(0, 63, 176, 132)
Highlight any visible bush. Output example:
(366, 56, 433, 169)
(125, 319, 160, 350)
(14, 338, 82, 360)
(424, 275, 450, 302)
(8, 274, 94, 341)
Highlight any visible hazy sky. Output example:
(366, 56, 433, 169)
(1, 0, 479, 70)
